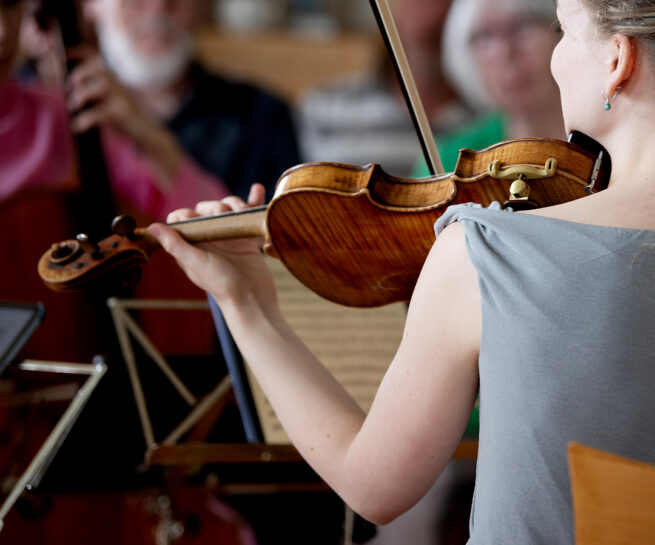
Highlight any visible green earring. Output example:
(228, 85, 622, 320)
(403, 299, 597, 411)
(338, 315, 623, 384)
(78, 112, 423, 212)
(602, 89, 618, 111)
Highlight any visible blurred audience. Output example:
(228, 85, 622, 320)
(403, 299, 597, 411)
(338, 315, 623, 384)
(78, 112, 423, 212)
(414, 0, 563, 175)
(295, 0, 472, 177)
(9, 0, 301, 222)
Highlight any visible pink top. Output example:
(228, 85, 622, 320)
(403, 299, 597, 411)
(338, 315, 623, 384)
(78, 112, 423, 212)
(101, 127, 230, 220)
(0, 79, 230, 220)
(0, 81, 75, 200)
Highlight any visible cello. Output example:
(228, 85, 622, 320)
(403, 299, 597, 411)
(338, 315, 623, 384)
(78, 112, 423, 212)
(0, 0, 117, 364)
(37, 0, 610, 309)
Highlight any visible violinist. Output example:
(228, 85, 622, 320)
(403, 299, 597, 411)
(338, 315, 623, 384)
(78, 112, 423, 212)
(149, 0, 655, 542)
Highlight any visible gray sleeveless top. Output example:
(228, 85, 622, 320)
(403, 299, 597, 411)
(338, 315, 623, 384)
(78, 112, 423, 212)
(435, 204, 655, 544)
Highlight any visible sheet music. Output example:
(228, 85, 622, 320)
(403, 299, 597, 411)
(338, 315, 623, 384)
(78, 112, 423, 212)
(246, 258, 407, 444)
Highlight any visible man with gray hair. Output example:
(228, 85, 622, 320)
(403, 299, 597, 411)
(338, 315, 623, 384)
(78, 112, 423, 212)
(68, 0, 300, 214)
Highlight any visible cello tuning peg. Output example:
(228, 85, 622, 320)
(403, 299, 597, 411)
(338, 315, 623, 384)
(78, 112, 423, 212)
(111, 215, 137, 238)
(75, 233, 99, 256)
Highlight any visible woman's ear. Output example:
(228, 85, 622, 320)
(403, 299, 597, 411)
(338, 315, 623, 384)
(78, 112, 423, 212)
(605, 33, 636, 96)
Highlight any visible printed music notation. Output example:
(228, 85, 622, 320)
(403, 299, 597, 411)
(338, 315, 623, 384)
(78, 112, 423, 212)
(245, 258, 407, 444)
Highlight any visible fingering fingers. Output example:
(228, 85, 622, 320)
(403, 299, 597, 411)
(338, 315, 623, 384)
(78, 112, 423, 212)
(220, 195, 248, 211)
(247, 183, 267, 207)
(149, 223, 201, 268)
(167, 208, 198, 223)
(195, 200, 233, 216)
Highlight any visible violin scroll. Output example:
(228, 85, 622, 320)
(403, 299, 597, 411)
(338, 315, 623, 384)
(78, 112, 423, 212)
(37, 215, 157, 293)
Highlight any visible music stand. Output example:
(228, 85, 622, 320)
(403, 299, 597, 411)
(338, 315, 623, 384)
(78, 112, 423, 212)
(0, 359, 106, 532)
(0, 300, 107, 532)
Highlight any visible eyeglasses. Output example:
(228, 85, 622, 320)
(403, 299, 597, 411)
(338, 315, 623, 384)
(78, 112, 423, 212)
(469, 16, 557, 52)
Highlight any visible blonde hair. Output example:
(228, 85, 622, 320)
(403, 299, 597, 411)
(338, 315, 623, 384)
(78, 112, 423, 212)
(579, 0, 655, 58)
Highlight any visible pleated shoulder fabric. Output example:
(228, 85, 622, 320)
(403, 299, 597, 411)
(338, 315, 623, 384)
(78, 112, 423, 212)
(434, 204, 655, 544)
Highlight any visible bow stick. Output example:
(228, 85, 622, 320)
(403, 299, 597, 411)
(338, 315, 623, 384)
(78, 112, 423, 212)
(368, 0, 445, 176)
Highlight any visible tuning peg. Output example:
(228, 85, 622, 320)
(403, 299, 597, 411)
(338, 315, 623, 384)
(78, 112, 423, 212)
(76, 233, 99, 256)
(111, 215, 137, 238)
(48, 240, 80, 265)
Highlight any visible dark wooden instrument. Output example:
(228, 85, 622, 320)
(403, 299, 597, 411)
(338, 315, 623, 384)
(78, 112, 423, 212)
(36, 0, 117, 240)
(0, 0, 120, 363)
(38, 135, 609, 307)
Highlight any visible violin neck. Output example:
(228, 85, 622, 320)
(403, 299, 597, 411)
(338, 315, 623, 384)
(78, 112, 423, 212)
(135, 206, 267, 245)
(173, 205, 267, 243)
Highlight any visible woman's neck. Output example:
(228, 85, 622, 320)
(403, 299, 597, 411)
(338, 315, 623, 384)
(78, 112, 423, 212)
(604, 128, 655, 193)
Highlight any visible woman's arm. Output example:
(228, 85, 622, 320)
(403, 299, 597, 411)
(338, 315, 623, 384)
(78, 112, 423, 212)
(149, 202, 480, 524)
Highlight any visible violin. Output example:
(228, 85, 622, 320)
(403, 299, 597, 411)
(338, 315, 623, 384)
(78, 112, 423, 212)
(36, 0, 611, 308)
(38, 134, 609, 307)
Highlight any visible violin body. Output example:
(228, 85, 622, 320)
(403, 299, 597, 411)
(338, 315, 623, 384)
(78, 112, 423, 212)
(38, 137, 608, 307)
(262, 137, 605, 306)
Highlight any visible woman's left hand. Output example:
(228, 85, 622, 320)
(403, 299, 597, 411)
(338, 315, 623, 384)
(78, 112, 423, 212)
(148, 184, 279, 313)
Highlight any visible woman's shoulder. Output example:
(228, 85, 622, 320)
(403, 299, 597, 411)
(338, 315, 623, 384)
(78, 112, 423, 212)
(435, 202, 510, 237)
(435, 201, 655, 283)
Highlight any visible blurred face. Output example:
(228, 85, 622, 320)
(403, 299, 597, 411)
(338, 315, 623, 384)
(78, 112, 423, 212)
(96, 0, 205, 88)
(0, 0, 24, 83)
(550, 0, 606, 137)
(469, 1, 561, 114)
(111, 0, 202, 56)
